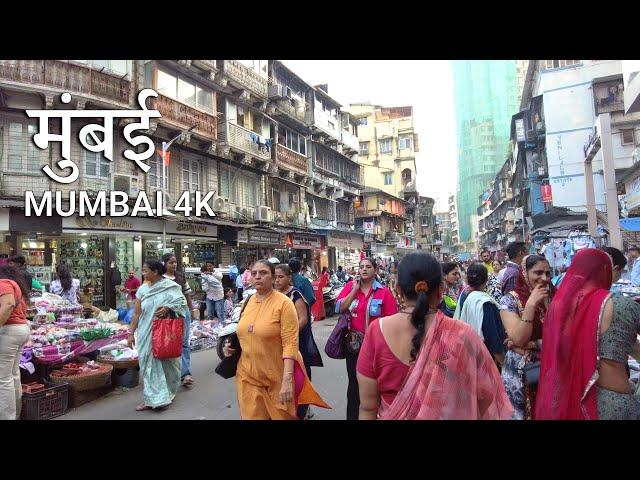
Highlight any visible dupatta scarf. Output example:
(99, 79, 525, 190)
(379, 311, 513, 420)
(535, 248, 612, 420)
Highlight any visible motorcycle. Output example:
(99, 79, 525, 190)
(323, 280, 344, 315)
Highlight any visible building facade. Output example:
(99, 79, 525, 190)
(0, 59, 369, 305)
(453, 60, 520, 250)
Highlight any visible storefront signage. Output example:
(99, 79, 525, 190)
(238, 229, 283, 246)
(62, 215, 217, 238)
(170, 222, 217, 238)
(625, 175, 640, 211)
(363, 221, 375, 234)
(292, 234, 322, 249)
(396, 235, 416, 249)
(327, 231, 363, 250)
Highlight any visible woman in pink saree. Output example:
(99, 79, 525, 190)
(357, 252, 512, 420)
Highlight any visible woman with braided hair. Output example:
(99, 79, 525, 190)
(357, 252, 512, 420)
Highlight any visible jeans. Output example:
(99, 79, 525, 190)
(206, 298, 225, 323)
(181, 310, 191, 379)
(0, 323, 31, 420)
(346, 349, 360, 420)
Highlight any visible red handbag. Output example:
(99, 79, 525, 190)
(151, 311, 184, 360)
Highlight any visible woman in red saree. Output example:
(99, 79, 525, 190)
(536, 248, 640, 420)
(357, 252, 512, 420)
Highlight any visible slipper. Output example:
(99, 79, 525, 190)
(182, 375, 195, 386)
(135, 404, 152, 411)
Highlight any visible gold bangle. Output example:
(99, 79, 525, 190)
(520, 316, 532, 324)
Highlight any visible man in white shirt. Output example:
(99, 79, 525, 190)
(201, 262, 225, 325)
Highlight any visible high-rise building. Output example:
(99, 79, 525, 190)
(453, 60, 520, 248)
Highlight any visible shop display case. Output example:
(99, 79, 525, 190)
(58, 238, 106, 305)
(183, 243, 218, 269)
(115, 237, 134, 277)
(21, 240, 46, 266)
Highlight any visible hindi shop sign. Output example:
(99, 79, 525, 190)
(238, 229, 283, 246)
(292, 234, 322, 249)
(327, 231, 363, 250)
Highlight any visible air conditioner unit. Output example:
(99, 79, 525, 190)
(268, 84, 285, 99)
(284, 86, 293, 99)
(112, 174, 140, 197)
(255, 205, 272, 222)
(212, 196, 228, 213)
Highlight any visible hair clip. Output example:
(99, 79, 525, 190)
(414, 281, 429, 294)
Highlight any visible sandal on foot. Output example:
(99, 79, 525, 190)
(136, 404, 152, 411)
(182, 375, 194, 386)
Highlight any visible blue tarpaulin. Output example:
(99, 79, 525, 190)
(620, 218, 640, 232)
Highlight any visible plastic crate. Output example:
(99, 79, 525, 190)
(21, 381, 69, 420)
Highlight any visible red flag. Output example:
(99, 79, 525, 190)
(156, 149, 171, 166)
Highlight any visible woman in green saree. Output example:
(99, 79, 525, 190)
(128, 260, 187, 411)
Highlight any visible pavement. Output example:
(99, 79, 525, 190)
(57, 316, 348, 420)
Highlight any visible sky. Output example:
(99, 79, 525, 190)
(283, 60, 457, 212)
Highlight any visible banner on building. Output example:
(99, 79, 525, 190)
(363, 221, 375, 234)
(541, 184, 553, 203)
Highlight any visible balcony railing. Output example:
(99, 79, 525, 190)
(0, 60, 131, 105)
(276, 144, 308, 175)
(152, 94, 217, 139)
(192, 60, 217, 72)
(220, 60, 268, 98)
(219, 122, 272, 161)
(273, 99, 307, 124)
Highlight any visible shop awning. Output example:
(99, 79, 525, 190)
(620, 217, 640, 232)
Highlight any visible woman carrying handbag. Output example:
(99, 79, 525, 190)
(128, 260, 187, 412)
(333, 257, 398, 420)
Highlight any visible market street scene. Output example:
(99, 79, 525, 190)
(1, 60, 640, 420)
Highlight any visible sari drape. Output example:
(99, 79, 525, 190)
(136, 278, 187, 408)
(380, 311, 512, 420)
(535, 248, 612, 420)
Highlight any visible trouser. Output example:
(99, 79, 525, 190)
(181, 310, 191, 379)
(0, 323, 31, 420)
(297, 363, 312, 420)
(206, 298, 225, 322)
(236, 288, 243, 303)
(346, 349, 360, 420)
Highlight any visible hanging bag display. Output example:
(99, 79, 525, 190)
(151, 309, 184, 360)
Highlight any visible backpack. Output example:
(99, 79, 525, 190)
(228, 265, 239, 282)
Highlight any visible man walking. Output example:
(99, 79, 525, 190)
(629, 246, 640, 286)
(201, 262, 225, 326)
(501, 242, 528, 295)
(480, 249, 494, 274)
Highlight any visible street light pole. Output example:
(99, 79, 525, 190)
(161, 125, 196, 252)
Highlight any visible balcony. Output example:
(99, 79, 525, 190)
(312, 107, 342, 142)
(0, 60, 131, 106)
(219, 60, 268, 99)
(276, 144, 308, 176)
(219, 122, 272, 161)
(341, 129, 359, 153)
(152, 94, 217, 139)
(270, 98, 307, 126)
(191, 60, 217, 73)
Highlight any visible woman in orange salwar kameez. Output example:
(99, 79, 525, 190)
(224, 259, 329, 420)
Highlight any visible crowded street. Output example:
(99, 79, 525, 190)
(57, 320, 344, 420)
(2, 59, 640, 421)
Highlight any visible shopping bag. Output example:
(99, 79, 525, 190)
(151, 311, 184, 359)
